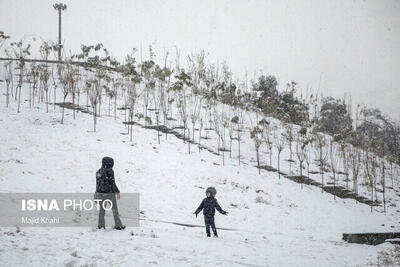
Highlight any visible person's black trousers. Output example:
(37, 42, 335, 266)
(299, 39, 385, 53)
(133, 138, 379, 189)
(96, 193, 123, 228)
(204, 215, 217, 236)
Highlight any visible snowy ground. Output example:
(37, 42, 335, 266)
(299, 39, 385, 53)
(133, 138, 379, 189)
(0, 90, 399, 266)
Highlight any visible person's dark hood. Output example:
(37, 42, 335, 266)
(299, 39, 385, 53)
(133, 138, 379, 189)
(205, 187, 217, 198)
(102, 157, 114, 169)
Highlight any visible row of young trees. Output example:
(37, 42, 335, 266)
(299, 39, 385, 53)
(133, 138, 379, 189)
(1, 35, 399, 212)
(248, 105, 397, 213)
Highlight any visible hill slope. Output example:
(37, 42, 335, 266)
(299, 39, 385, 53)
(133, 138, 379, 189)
(0, 95, 398, 266)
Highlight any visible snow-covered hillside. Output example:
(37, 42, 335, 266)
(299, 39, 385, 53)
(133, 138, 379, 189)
(0, 86, 399, 266)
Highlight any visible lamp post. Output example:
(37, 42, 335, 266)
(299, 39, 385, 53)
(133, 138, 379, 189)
(53, 3, 67, 60)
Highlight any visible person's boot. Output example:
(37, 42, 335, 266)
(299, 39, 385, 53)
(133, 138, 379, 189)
(114, 225, 126, 230)
(98, 226, 105, 230)
(214, 233, 218, 238)
(207, 233, 211, 237)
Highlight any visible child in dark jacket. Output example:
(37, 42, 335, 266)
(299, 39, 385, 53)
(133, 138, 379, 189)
(194, 187, 228, 237)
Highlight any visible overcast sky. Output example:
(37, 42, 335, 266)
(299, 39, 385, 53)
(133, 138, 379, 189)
(1, 0, 399, 119)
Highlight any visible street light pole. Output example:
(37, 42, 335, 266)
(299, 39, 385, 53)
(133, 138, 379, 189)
(53, 3, 67, 60)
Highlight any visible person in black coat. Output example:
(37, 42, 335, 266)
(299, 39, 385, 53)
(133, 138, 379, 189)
(96, 157, 120, 194)
(194, 187, 228, 237)
(95, 157, 125, 230)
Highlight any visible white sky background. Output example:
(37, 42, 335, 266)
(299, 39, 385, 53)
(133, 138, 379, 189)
(1, 0, 399, 119)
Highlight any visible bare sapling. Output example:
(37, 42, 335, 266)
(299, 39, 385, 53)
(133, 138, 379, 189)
(251, 125, 263, 175)
(330, 140, 340, 199)
(313, 130, 328, 192)
(275, 132, 286, 179)
(11, 40, 31, 113)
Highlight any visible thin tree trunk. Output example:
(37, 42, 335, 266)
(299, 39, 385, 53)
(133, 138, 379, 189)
(32, 84, 35, 106)
(17, 84, 22, 113)
(217, 135, 220, 155)
(165, 113, 168, 140)
(77, 92, 80, 115)
(98, 101, 101, 117)
(54, 85, 57, 109)
(223, 129, 225, 165)
(278, 153, 281, 179)
(257, 148, 260, 175)
(333, 172, 336, 200)
(370, 185, 374, 213)
(130, 111, 133, 142)
(46, 91, 49, 113)
(15, 84, 18, 101)
(269, 147, 272, 166)
(321, 163, 324, 193)
(61, 95, 66, 124)
(238, 138, 241, 166)
(229, 138, 232, 158)
(6, 81, 10, 107)
(144, 103, 147, 127)
(86, 90, 89, 112)
(29, 83, 32, 108)
(198, 125, 201, 152)
(108, 97, 111, 116)
(300, 162, 303, 189)
(72, 94, 76, 120)
(157, 115, 160, 144)
(192, 122, 195, 142)
(37, 83, 40, 104)
(353, 175, 358, 194)
(222, 148, 225, 166)
(183, 123, 186, 142)
(382, 161, 386, 213)
(124, 104, 127, 126)
(188, 128, 190, 154)
(114, 96, 117, 120)
(93, 106, 97, 132)
(131, 122, 133, 140)
(390, 162, 394, 188)
(11, 81, 14, 98)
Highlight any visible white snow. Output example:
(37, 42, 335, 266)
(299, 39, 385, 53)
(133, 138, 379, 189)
(0, 85, 399, 266)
